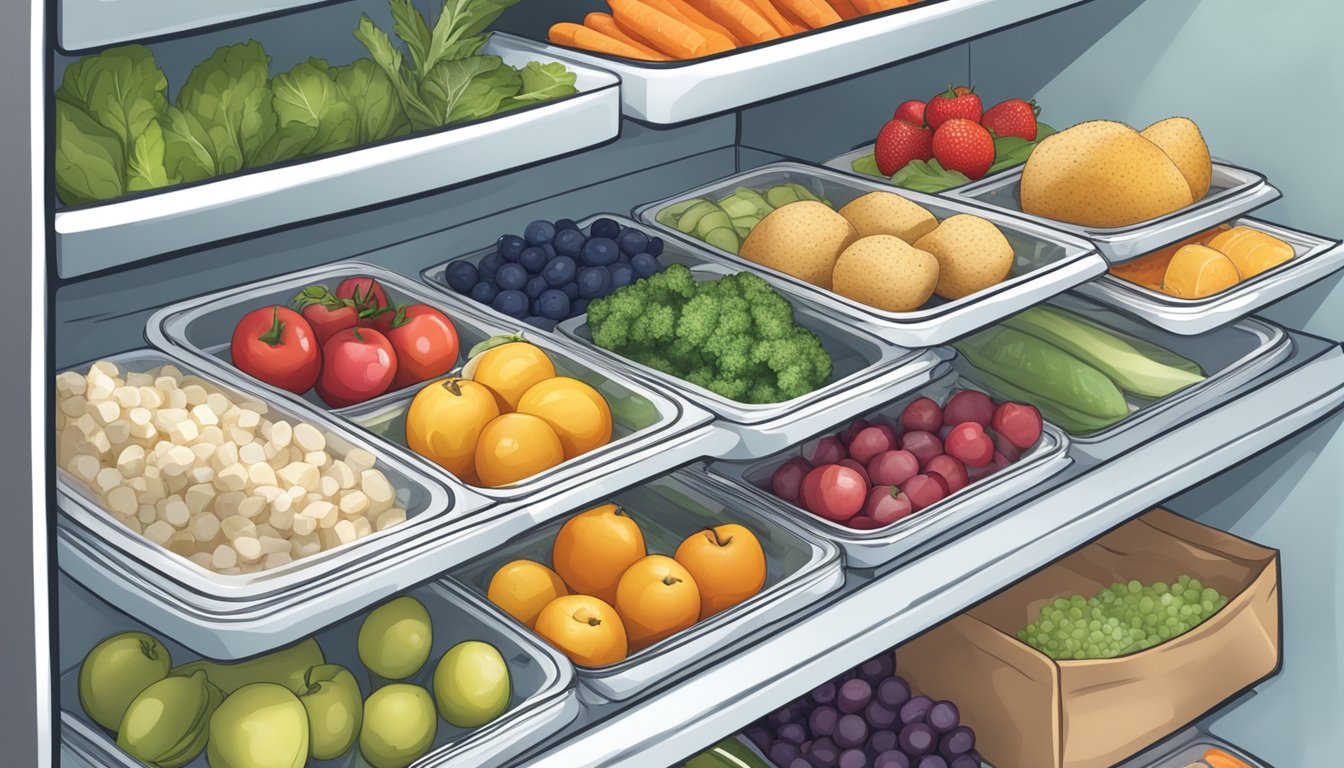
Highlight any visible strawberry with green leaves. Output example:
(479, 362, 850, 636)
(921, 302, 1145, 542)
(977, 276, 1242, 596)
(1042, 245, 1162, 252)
(925, 85, 982, 130)
(874, 119, 934, 177)
(932, 118, 995, 181)
(981, 98, 1040, 141)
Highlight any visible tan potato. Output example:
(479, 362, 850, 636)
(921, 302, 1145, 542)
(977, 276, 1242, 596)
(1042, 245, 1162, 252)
(838, 191, 938, 244)
(914, 214, 1015, 300)
(1141, 117, 1212, 200)
(832, 235, 939, 312)
(1020, 120, 1194, 227)
(739, 201, 858, 289)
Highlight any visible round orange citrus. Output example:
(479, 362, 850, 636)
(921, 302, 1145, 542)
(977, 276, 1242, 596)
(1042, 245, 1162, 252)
(487, 559, 569, 629)
(516, 376, 613, 459)
(468, 341, 556, 412)
(534, 594, 628, 667)
(473, 413, 565, 487)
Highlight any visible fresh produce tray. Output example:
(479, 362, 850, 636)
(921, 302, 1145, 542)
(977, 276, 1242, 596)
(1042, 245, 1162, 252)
(555, 261, 950, 460)
(824, 142, 984, 194)
(496, 0, 1094, 124)
(56, 578, 579, 768)
(706, 361, 1071, 570)
(1074, 217, 1344, 335)
(956, 294, 1293, 463)
(454, 468, 843, 702)
(148, 262, 718, 507)
(634, 162, 1107, 348)
(57, 0, 344, 52)
(1117, 727, 1270, 768)
(52, 34, 620, 279)
(942, 162, 1281, 264)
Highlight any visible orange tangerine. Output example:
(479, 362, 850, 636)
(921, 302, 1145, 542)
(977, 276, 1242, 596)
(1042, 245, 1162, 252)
(534, 594, 628, 667)
(1208, 226, 1294, 279)
(405, 378, 499, 481)
(516, 377, 613, 459)
(674, 524, 766, 619)
(552, 504, 646, 606)
(466, 340, 556, 412)
(1162, 244, 1240, 299)
(615, 555, 701, 652)
(487, 560, 569, 629)
(474, 413, 565, 487)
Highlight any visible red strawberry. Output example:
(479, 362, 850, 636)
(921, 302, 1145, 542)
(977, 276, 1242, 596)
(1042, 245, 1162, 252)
(874, 119, 934, 176)
(982, 98, 1040, 141)
(932, 118, 995, 180)
(894, 99, 926, 126)
(925, 85, 982, 130)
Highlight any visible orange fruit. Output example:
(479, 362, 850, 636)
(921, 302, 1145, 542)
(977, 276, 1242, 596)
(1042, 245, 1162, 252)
(1208, 226, 1294, 279)
(552, 504, 645, 606)
(474, 413, 565, 487)
(534, 594, 628, 667)
(674, 524, 767, 619)
(487, 560, 569, 629)
(615, 555, 701, 652)
(1162, 244, 1240, 298)
(405, 377, 499, 482)
(466, 341, 556, 412)
(516, 377, 613, 459)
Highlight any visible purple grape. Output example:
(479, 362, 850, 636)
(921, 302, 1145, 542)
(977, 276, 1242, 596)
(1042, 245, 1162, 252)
(838, 680, 873, 714)
(770, 708, 801, 728)
(865, 701, 897, 730)
(939, 727, 974, 757)
(780, 723, 807, 745)
(745, 726, 771, 750)
(809, 706, 839, 738)
(811, 737, 840, 767)
(790, 759, 813, 768)
(899, 696, 932, 725)
(811, 681, 838, 706)
(834, 714, 868, 749)
(949, 757, 979, 768)
(874, 751, 911, 768)
(899, 723, 936, 756)
(927, 701, 959, 733)
(868, 730, 898, 754)
(839, 748, 869, 768)
(859, 654, 894, 683)
(915, 757, 948, 768)
(801, 741, 813, 754)
(770, 742, 801, 766)
(877, 677, 911, 709)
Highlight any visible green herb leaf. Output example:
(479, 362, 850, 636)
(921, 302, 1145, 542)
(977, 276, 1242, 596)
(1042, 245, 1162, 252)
(126, 119, 175, 192)
(54, 95, 125, 203)
(175, 41, 277, 173)
(889, 159, 970, 194)
(850, 153, 883, 178)
(425, 0, 523, 67)
(390, 0, 434, 76)
(502, 61, 577, 110)
(56, 44, 167, 159)
(354, 14, 439, 132)
(421, 55, 521, 126)
(333, 59, 410, 143)
(271, 59, 359, 156)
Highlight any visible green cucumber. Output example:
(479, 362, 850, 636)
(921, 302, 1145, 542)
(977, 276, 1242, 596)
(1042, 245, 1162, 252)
(1003, 306, 1204, 398)
(955, 327, 1129, 420)
(962, 366, 1125, 435)
(718, 194, 760, 219)
(765, 184, 803, 208)
(731, 186, 773, 217)
(656, 198, 702, 228)
(703, 227, 741, 254)
(677, 200, 722, 235)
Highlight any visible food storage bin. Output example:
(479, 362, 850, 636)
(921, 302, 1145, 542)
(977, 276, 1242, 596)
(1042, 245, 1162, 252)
(1116, 728, 1271, 768)
(955, 294, 1293, 462)
(57, 577, 579, 768)
(635, 162, 1106, 348)
(942, 162, 1281, 264)
(454, 468, 844, 702)
(896, 509, 1280, 768)
(555, 259, 949, 460)
(53, 34, 621, 279)
(1073, 217, 1344, 335)
(149, 262, 722, 507)
(705, 362, 1071, 571)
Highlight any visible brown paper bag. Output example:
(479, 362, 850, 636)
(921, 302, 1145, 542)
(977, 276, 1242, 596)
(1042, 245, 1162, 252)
(898, 509, 1279, 768)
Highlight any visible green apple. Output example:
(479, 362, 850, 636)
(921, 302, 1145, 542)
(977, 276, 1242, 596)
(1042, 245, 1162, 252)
(433, 641, 510, 728)
(359, 684, 437, 768)
(171, 637, 323, 694)
(357, 596, 432, 679)
(298, 664, 363, 760)
(79, 631, 171, 731)
(116, 670, 221, 768)
(207, 682, 308, 768)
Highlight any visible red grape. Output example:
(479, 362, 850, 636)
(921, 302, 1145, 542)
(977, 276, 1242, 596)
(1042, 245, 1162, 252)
(900, 431, 943, 468)
(944, 390, 995, 427)
(849, 426, 898, 465)
(924, 455, 969, 493)
(992, 401, 1043, 449)
(868, 450, 919, 486)
(945, 422, 994, 468)
(900, 397, 943, 433)
(771, 457, 812, 502)
(901, 475, 946, 512)
(801, 465, 866, 522)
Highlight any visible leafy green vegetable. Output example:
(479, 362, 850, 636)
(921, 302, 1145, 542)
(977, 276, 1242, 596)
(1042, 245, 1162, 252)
(849, 121, 1058, 193)
(332, 59, 410, 144)
(989, 122, 1055, 173)
(54, 96, 126, 204)
(173, 41, 277, 174)
(126, 120, 173, 192)
(270, 59, 359, 157)
(422, 56, 521, 125)
(850, 153, 882, 178)
(504, 61, 578, 110)
(892, 159, 971, 193)
(161, 106, 220, 183)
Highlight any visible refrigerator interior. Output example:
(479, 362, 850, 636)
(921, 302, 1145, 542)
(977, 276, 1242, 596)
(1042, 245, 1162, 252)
(45, 0, 1344, 766)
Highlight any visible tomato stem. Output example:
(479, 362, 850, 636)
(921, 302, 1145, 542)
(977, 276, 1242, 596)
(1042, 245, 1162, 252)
(353, 327, 364, 342)
(258, 306, 286, 347)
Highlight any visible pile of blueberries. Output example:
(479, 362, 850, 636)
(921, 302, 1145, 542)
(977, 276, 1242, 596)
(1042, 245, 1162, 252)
(441, 217, 667, 330)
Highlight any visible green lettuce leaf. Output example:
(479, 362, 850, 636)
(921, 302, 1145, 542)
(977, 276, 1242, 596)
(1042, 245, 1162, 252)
(354, 14, 439, 132)
(890, 159, 970, 194)
(850, 154, 883, 178)
(56, 44, 167, 159)
(270, 59, 359, 157)
(160, 106, 219, 183)
(421, 55, 521, 126)
(54, 95, 125, 203)
(175, 41, 277, 173)
(333, 58, 410, 143)
(502, 61, 577, 110)
(390, 0, 435, 75)
(126, 119, 174, 192)
(422, 0, 522, 68)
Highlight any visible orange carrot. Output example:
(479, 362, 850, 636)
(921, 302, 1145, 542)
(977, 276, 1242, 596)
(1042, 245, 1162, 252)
(609, 0, 710, 59)
(776, 0, 842, 27)
(745, 0, 800, 35)
(549, 22, 668, 61)
(583, 13, 672, 59)
(660, 0, 744, 45)
(642, 0, 739, 51)
(825, 0, 861, 19)
(685, 0, 780, 44)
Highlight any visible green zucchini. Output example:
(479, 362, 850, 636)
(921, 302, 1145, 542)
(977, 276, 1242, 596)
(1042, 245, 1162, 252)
(955, 327, 1129, 420)
(684, 738, 772, 768)
(963, 367, 1125, 435)
(1003, 306, 1204, 398)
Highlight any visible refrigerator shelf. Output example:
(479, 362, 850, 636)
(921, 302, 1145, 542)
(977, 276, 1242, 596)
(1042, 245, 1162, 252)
(635, 162, 1107, 348)
(496, 0, 1101, 124)
(53, 34, 620, 279)
(517, 328, 1344, 768)
(57, 0, 349, 52)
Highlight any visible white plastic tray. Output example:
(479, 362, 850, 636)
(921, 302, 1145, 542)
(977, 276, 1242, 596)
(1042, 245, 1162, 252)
(53, 34, 620, 278)
(57, 0, 347, 52)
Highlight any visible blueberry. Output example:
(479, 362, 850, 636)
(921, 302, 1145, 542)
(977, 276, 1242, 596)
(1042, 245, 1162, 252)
(529, 297, 543, 316)
(524, 220, 556, 246)
(617, 227, 650, 256)
(590, 217, 621, 240)
(647, 237, 665, 257)
(492, 289, 529, 319)
(496, 262, 528, 292)
(519, 246, 548, 275)
(540, 243, 557, 261)
(554, 228, 585, 259)
(496, 235, 525, 261)
(480, 251, 503, 272)
(578, 266, 612, 298)
(610, 263, 635, 291)
(631, 252, 660, 278)
(479, 264, 498, 285)
(562, 282, 580, 300)
(525, 275, 548, 298)
(543, 255, 577, 287)
(582, 237, 619, 267)
(537, 289, 572, 321)
(444, 260, 478, 293)
(572, 298, 589, 316)
(469, 281, 498, 304)
(617, 252, 631, 265)
(554, 218, 580, 232)
(529, 316, 559, 331)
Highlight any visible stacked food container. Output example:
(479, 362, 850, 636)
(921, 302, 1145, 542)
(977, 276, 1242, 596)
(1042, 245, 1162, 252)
(43, 1, 1344, 767)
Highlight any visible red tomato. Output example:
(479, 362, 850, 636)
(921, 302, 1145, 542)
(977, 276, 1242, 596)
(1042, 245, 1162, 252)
(384, 305, 460, 389)
(336, 277, 389, 314)
(293, 285, 359, 345)
(230, 306, 321, 394)
(315, 327, 397, 408)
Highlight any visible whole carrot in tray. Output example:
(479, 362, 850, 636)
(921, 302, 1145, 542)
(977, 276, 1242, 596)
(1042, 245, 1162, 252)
(583, 13, 672, 59)
(643, 0, 740, 51)
(610, 0, 711, 59)
(746, 0, 804, 34)
(549, 22, 670, 60)
(688, 0, 781, 43)
(777, 0, 843, 28)
(825, 0, 861, 19)
(657, 0, 744, 45)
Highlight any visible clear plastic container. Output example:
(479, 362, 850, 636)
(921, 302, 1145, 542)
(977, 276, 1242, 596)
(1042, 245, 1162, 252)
(1074, 217, 1344, 335)
(1115, 727, 1270, 768)
(706, 363, 1072, 570)
(454, 468, 844, 702)
(943, 162, 1282, 264)
(57, 578, 579, 768)
(634, 162, 1106, 347)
